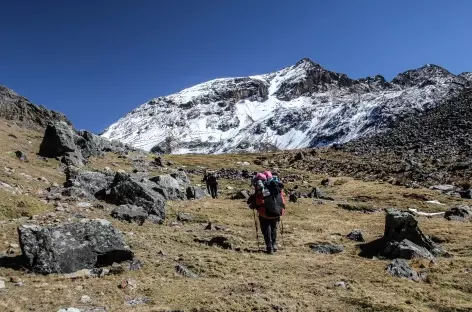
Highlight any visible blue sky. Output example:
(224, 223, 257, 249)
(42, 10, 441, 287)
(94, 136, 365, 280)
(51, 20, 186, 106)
(1, 0, 471, 133)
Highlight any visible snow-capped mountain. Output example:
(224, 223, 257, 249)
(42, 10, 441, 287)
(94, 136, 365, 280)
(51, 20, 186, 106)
(102, 58, 471, 154)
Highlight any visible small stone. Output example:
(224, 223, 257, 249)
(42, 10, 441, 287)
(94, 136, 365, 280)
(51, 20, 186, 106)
(334, 281, 347, 289)
(0, 280, 5, 289)
(346, 230, 365, 242)
(75, 285, 84, 291)
(120, 278, 137, 291)
(80, 295, 91, 304)
(8, 243, 19, 249)
(309, 243, 344, 254)
(10, 276, 21, 283)
(226, 186, 234, 190)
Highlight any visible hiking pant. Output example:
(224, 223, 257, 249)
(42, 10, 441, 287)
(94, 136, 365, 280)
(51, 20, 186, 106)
(206, 183, 211, 195)
(259, 216, 279, 250)
(209, 184, 218, 199)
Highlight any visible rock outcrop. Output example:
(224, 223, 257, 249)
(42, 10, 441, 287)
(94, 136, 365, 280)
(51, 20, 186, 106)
(39, 121, 132, 167)
(0, 85, 71, 130)
(18, 219, 133, 274)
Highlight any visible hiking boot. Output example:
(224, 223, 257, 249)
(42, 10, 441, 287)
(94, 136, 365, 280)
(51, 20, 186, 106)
(265, 247, 274, 255)
(272, 244, 278, 252)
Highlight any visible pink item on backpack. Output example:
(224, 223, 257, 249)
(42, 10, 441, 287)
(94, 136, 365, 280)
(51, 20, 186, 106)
(256, 173, 267, 181)
(263, 171, 272, 179)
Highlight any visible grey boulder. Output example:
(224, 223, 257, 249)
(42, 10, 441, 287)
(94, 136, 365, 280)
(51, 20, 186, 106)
(18, 219, 133, 274)
(150, 174, 185, 200)
(105, 173, 166, 221)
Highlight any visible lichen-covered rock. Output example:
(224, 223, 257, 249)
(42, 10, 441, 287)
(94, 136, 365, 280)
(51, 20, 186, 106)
(18, 219, 133, 274)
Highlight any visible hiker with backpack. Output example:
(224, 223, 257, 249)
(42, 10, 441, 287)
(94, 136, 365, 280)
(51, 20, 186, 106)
(202, 171, 219, 199)
(249, 171, 285, 254)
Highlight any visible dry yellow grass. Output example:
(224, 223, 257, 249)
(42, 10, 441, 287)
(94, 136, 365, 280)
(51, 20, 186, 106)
(0, 120, 471, 311)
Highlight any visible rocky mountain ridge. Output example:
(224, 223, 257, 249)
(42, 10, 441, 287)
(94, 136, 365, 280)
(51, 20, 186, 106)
(102, 59, 471, 154)
(0, 85, 71, 130)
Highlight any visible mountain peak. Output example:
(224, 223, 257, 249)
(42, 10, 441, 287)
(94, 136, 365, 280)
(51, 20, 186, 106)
(102, 61, 468, 154)
(294, 58, 322, 69)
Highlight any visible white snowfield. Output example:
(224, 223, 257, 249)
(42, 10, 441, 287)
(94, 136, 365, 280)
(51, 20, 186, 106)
(102, 59, 471, 154)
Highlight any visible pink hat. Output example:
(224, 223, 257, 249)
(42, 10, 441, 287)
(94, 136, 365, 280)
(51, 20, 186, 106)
(256, 173, 267, 181)
(263, 171, 272, 179)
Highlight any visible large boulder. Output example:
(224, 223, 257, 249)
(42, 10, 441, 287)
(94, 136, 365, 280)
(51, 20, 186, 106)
(149, 174, 185, 200)
(105, 173, 166, 222)
(360, 209, 442, 259)
(38, 122, 132, 168)
(444, 205, 472, 221)
(383, 209, 438, 251)
(39, 122, 79, 159)
(18, 219, 133, 274)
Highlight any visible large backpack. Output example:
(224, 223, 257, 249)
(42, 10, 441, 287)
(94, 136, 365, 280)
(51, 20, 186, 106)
(207, 173, 217, 185)
(263, 179, 284, 217)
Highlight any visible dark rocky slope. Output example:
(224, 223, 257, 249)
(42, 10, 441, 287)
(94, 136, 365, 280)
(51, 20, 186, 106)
(0, 85, 70, 130)
(270, 88, 472, 187)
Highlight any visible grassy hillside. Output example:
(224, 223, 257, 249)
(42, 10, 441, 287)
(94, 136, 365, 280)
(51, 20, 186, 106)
(0, 119, 471, 312)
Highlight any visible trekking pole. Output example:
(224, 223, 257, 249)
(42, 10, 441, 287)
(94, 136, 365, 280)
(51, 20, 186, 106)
(280, 219, 285, 249)
(252, 209, 260, 252)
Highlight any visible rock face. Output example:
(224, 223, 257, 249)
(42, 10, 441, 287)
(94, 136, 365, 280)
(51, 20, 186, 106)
(105, 173, 166, 222)
(18, 219, 133, 274)
(39, 121, 131, 167)
(0, 85, 71, 130)
(444, 205, 472, 221)
(102, 60, 470, 154)
(386, 259, 419, 282)
(360, 209, 441, 259)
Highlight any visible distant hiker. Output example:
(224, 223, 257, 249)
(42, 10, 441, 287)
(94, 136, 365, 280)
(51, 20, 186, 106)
(203, 171, 219, 199)
(250, 171, 286, 254)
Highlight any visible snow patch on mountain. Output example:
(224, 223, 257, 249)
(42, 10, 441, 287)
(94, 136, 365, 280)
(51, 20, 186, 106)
(102, 59, 470, 154)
